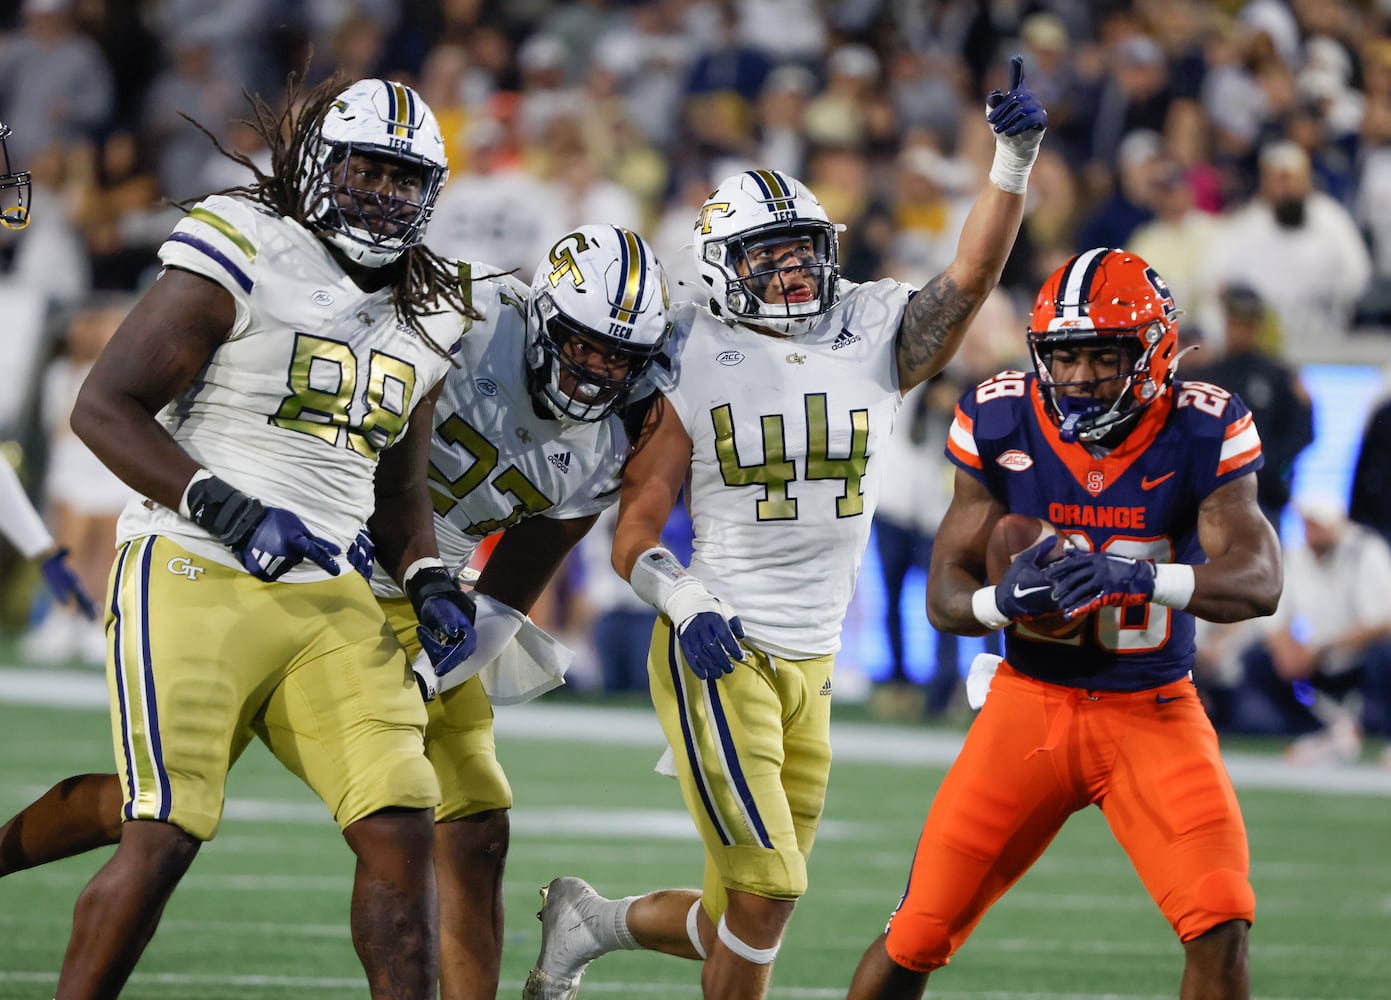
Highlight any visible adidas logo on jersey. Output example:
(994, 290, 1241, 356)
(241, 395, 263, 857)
(548, 451, 572, 473)
(820, 677, 832, 696)
(832, 326, 862, 350)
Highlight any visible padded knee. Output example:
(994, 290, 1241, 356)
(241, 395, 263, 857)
(884, 913, 952, 973)
(1179, 869, 1256, 941)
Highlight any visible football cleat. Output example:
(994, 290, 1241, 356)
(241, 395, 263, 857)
(521, 877, 610, 1000)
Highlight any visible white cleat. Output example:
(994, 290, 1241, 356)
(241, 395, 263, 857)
(522, 877, 609, 1000)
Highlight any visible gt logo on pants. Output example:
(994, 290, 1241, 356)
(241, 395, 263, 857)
(167, 557, 206, 580)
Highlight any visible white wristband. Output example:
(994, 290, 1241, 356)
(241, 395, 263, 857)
(971, 586, 1010, 629)
(402, 556, 445, 585)
(177, 468, 215, 520)
(628, 545, 691, 615)
(988, 139, 1038, 194)
(1151, 563, 1196, 609)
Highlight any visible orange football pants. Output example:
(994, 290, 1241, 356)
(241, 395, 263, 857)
(883, 661, 1255, 973)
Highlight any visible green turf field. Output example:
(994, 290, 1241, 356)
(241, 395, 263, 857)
(0, 672, 1387, 999)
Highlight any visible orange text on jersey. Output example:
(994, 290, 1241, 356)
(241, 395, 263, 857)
(1048, 503, 1147, 530)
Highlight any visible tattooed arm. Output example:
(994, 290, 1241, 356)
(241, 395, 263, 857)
(894, 182, 1026, 393)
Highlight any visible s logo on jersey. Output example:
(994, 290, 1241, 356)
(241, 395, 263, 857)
(996, 450, 1033, 472)
(718, 351, 744, 366)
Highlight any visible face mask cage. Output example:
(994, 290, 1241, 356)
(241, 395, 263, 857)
(714, 221, 838, 323)
(1028, 330, 1156, 444)
(0, 123, 32, 231)
(531, 296, 662, 422)
(314, 143, 444, 260)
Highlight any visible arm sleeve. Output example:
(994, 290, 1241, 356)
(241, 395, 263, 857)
(0, 459, 55, 559)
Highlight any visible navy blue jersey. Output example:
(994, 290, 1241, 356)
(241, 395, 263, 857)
(946, 372, 1263, 691)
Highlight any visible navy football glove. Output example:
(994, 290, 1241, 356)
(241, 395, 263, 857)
(1044, 550, 1156, 620)
(986, 55, 1048, 138)
(40, 547, 97, 620)
(347, 527, 374, 581)
(676, 608, 747, 681)
(185, 475, 341, 582)
(994, 536, 1066, 621)
(406, 564, 478, 678)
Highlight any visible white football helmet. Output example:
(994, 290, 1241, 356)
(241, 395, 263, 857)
(307, 79, 448, 268)
(0, 121, 32, 231)
(693, 169, 839, 334)
(527, 225, 672, 423)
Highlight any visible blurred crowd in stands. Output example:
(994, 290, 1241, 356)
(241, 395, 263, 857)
(2, 0, 1391, 763)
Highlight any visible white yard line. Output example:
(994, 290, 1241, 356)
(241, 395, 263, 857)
(0, 971, 1341, 1000)
(3, 666, 1389, 796)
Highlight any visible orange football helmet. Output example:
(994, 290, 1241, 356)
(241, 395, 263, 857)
(1027, 247, 1182, 443)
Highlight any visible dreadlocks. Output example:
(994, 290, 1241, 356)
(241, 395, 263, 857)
(187, 73, 479, 362)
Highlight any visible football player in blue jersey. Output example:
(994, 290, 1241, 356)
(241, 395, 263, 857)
(843, 248, 1283, 999)
(48, 77, 479, 1000)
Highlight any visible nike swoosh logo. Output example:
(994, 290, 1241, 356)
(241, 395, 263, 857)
(1013, 584, 1050, 598)
(1155, 693, 1183, 704)
(1141, 471, 1176, 490)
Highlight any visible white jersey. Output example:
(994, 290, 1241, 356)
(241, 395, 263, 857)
(666, 278, 913, 657)
(371, 264, 634, 598)
(118, 194, 460, 582)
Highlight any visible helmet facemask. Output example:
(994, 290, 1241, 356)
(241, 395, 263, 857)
(707, 221, 838, 331)
(304, 80, 449, 268)
(694, 170, 841, 335)
(0, 122, 32, 231)
(1027, 248, 1184, 446)
(311, 144, 444, 267)
(525, 224, 672, 424)
(527, 291, 663, 423)
(1029, 327, 1168, 445)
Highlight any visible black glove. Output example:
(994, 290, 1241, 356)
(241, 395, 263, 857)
(186, 474, 341, 582)
(405, 564, 478, 677)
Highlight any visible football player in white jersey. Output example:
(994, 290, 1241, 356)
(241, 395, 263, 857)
(0, 119, 97, 620)
(0, 223, 673, 1000)
(377, 223, 673, 998)
(52, 78, 479, 1000)
(523, 57, 1048, 1000)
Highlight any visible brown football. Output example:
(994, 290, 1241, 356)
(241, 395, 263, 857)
(985, 514, 1086, 640)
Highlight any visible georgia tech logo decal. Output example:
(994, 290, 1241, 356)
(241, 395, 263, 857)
(167, 557, 205, 580)
(697, 202, 732, 235)
(717, 351, 744, 366)
(785, 352, 806, 365)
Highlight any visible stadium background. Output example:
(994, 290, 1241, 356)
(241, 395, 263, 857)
(2, 0, 1390, 689)
(1, 2, 1390, 997)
